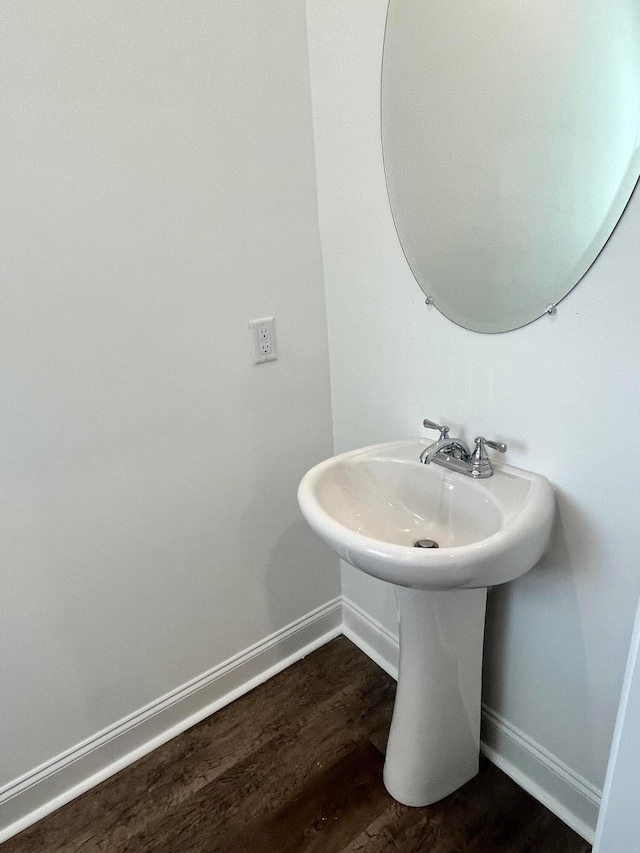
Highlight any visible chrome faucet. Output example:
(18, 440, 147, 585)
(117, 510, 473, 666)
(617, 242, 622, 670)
(420, 419, 507, 478)
(419, 436, 472, 466)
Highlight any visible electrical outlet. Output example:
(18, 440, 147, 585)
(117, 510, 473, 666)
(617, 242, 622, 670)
(249, 317, 277, 364)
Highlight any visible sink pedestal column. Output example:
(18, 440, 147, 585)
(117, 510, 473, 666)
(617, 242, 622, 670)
(383, 586, 488, 807)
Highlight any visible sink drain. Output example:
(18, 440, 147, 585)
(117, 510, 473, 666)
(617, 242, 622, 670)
(414, 538, 439, 549)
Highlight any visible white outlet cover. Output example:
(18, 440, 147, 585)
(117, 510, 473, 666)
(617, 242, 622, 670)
(249, 317, 277, 364)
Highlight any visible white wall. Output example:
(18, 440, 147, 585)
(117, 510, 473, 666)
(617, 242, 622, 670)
(306, 0, 640, 836)
(0, 0, 338, 821)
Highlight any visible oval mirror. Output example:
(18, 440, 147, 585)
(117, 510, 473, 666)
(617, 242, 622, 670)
(382, 0, 640, 333)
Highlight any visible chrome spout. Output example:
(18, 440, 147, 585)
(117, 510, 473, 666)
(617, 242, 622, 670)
(419, 438, 471, 465)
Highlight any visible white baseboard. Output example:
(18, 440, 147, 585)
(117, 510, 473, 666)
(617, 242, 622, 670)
(342, 596, 601, 844)
(1, 595, 602, 846)
(342, 596, 399, 679)
(0, 597, 342, 844)
(481, 706, 601, 844)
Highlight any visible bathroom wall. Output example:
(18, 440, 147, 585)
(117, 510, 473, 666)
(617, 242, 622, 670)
(306, 0, 640, 837)
(0, 0, 338, 834)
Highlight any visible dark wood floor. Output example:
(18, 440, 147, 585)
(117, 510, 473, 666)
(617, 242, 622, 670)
(3, 638, 591, 853)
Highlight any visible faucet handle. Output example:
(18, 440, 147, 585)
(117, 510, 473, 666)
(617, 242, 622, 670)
(423, 418, 450, 439)
(470, 437, 507, 478)
(474, 437, 507, 454)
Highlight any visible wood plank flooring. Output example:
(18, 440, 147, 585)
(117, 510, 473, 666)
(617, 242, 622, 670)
(2, 638, 591, 853)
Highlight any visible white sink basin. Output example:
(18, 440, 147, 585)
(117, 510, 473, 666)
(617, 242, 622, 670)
(298, 438, 555, 807)
(298, 439, 554, 591)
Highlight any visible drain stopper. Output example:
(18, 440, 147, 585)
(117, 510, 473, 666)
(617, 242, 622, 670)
(414, 538, 439, 549)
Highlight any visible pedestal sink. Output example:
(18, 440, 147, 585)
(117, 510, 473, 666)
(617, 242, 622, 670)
(297, 439, 554, 806)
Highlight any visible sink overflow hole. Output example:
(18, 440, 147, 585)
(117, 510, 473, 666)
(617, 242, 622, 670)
(414, 538, 439, 549)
